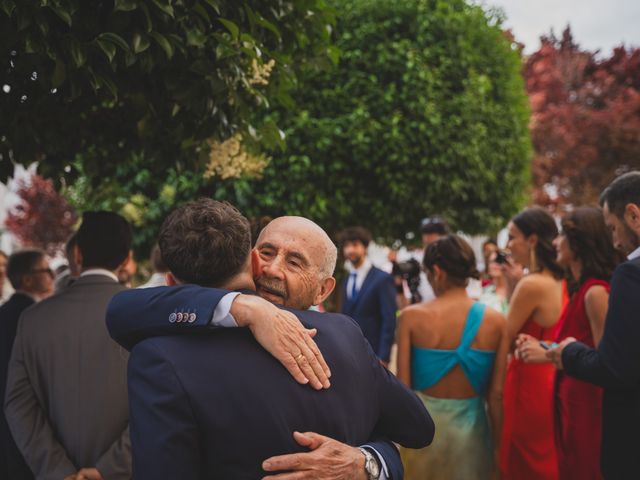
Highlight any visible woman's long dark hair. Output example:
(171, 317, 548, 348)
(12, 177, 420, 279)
(561, 206, 622, 293)
(512, 206, 564, 279)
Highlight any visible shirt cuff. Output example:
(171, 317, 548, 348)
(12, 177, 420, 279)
(210, 292, 240, 327)
(360, 445, 389, 480)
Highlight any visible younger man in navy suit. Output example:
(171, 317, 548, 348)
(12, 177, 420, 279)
(340, 227, 397, 365)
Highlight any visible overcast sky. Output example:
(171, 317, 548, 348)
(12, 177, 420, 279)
(480, 0, 640, 55)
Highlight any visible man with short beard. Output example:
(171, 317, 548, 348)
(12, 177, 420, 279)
(547, 171, 640, 478)
(107, 200, 431, 478)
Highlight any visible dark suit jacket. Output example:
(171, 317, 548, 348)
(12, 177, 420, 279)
(341, 267, 397, 362)
(562, 257, 640, 479)
(5, 275, 131, 480)
(107, 286, 434, 479)
(0, 293, 35, 480)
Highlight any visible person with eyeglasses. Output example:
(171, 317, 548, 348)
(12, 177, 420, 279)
(0, 249, 54, 480)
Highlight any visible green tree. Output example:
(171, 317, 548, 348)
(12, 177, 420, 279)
(0, 0, 335, 183)
(242, 0, 531, 239)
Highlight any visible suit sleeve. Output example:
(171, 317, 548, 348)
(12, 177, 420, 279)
(376, 274, 398, 362)
(106, 285, 231, 350)
(128, 340, 201, 480)
(562, 262, 640, 388)
(95, 426, 131, 479)
(362, 440, 403, 480)
(4, 319, 77, 479)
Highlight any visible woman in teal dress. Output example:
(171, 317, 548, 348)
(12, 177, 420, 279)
(397, 235, 509, 479)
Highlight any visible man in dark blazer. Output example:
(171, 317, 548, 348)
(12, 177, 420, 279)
(108, 200, 434, 479)
(548, 171, 640, 479)
(340, 227, 397, 365)
(0, 249, 54, 480)
(5, 212, 133, 480)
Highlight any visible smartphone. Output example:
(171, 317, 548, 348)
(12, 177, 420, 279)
(495, 251, 509, 265)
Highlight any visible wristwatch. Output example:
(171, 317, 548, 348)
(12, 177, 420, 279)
(358, 447, 381, 480)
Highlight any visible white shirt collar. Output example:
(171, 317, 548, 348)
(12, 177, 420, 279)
(628, 245, 640, 261)
(80, 268, 119, 283)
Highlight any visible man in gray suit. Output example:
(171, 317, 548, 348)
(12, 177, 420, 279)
(4, 212, 133, 480)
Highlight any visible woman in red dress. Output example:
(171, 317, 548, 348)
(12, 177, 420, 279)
(517, 207, 621, 480)
(499, 207, 565, 480)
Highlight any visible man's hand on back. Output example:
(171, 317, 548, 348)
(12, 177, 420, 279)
(231, 295, 331, 390)
(261, 431, 367, 480)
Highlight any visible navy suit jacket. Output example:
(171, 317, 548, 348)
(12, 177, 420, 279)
(0, 293, 35, 480)
(341, 267, 397, 362)
(562, 257, 640, 479)
(107, 286, 434, 479)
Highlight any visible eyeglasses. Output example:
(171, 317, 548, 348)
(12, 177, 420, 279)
(28, 268, 54, 278)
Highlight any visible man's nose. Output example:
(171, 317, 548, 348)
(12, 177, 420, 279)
(262, 257, 286, 279)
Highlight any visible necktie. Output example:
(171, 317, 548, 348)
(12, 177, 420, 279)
(349, 272, 358, 299)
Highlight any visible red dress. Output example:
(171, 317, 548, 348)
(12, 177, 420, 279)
(553, 278, 607, 480)
(500, 318, 559, 480)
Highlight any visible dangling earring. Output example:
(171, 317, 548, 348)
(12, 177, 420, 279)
(529, 248, 538, 273)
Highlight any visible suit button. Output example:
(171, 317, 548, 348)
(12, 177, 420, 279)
(189, 313, 197, 323)
(176, 312, 184, 322)
(169, 313, 177, 323)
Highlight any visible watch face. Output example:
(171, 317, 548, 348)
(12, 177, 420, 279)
(366, 453, 380, 479)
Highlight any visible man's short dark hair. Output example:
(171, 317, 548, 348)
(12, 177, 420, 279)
(420, 216, 449, 235)
(600, 171, 640, 217)
(159, 199, 251, 287)
(7, 249, 46, 289)
(340, 226, 372, 248)
(76, 211, 132, 271)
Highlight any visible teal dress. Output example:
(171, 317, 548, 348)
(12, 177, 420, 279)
(401, 303, 496, 480)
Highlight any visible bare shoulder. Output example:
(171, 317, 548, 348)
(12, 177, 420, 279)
(399, 301, 436, 325)
(480, 304, 507, 331)
(584, 284, 608, 303)
(517, 273, 559, 294)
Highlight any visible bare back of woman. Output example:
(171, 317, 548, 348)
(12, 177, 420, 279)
(400, 292, 506, 399)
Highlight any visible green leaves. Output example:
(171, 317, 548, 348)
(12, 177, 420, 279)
(49, 5, 71, 26)
(150, 31, 173, 58)
(218, 18, 239, 40)
(113, 0, 138, 12)
(241, 0, 530, 239)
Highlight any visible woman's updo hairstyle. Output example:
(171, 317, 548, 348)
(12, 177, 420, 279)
(511, 206, 564, 279)
(423, 235, 480, 288)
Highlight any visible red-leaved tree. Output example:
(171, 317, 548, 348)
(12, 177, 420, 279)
(524, 27, 640, 206)
(5, 175, 77, 255)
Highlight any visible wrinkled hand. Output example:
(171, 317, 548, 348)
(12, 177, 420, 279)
(262, 432, 367, 480)
(232, 295, 331, 390)
(546, 337, 577, 370)
(515, 334, 548, 364)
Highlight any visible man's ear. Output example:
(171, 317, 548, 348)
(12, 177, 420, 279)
(165, 272, 178, 286)
(116, 250, 134, 273)
(624, 203, 640, 231)
(250, 249, 260, 278)
(313, 276, 337, 306)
